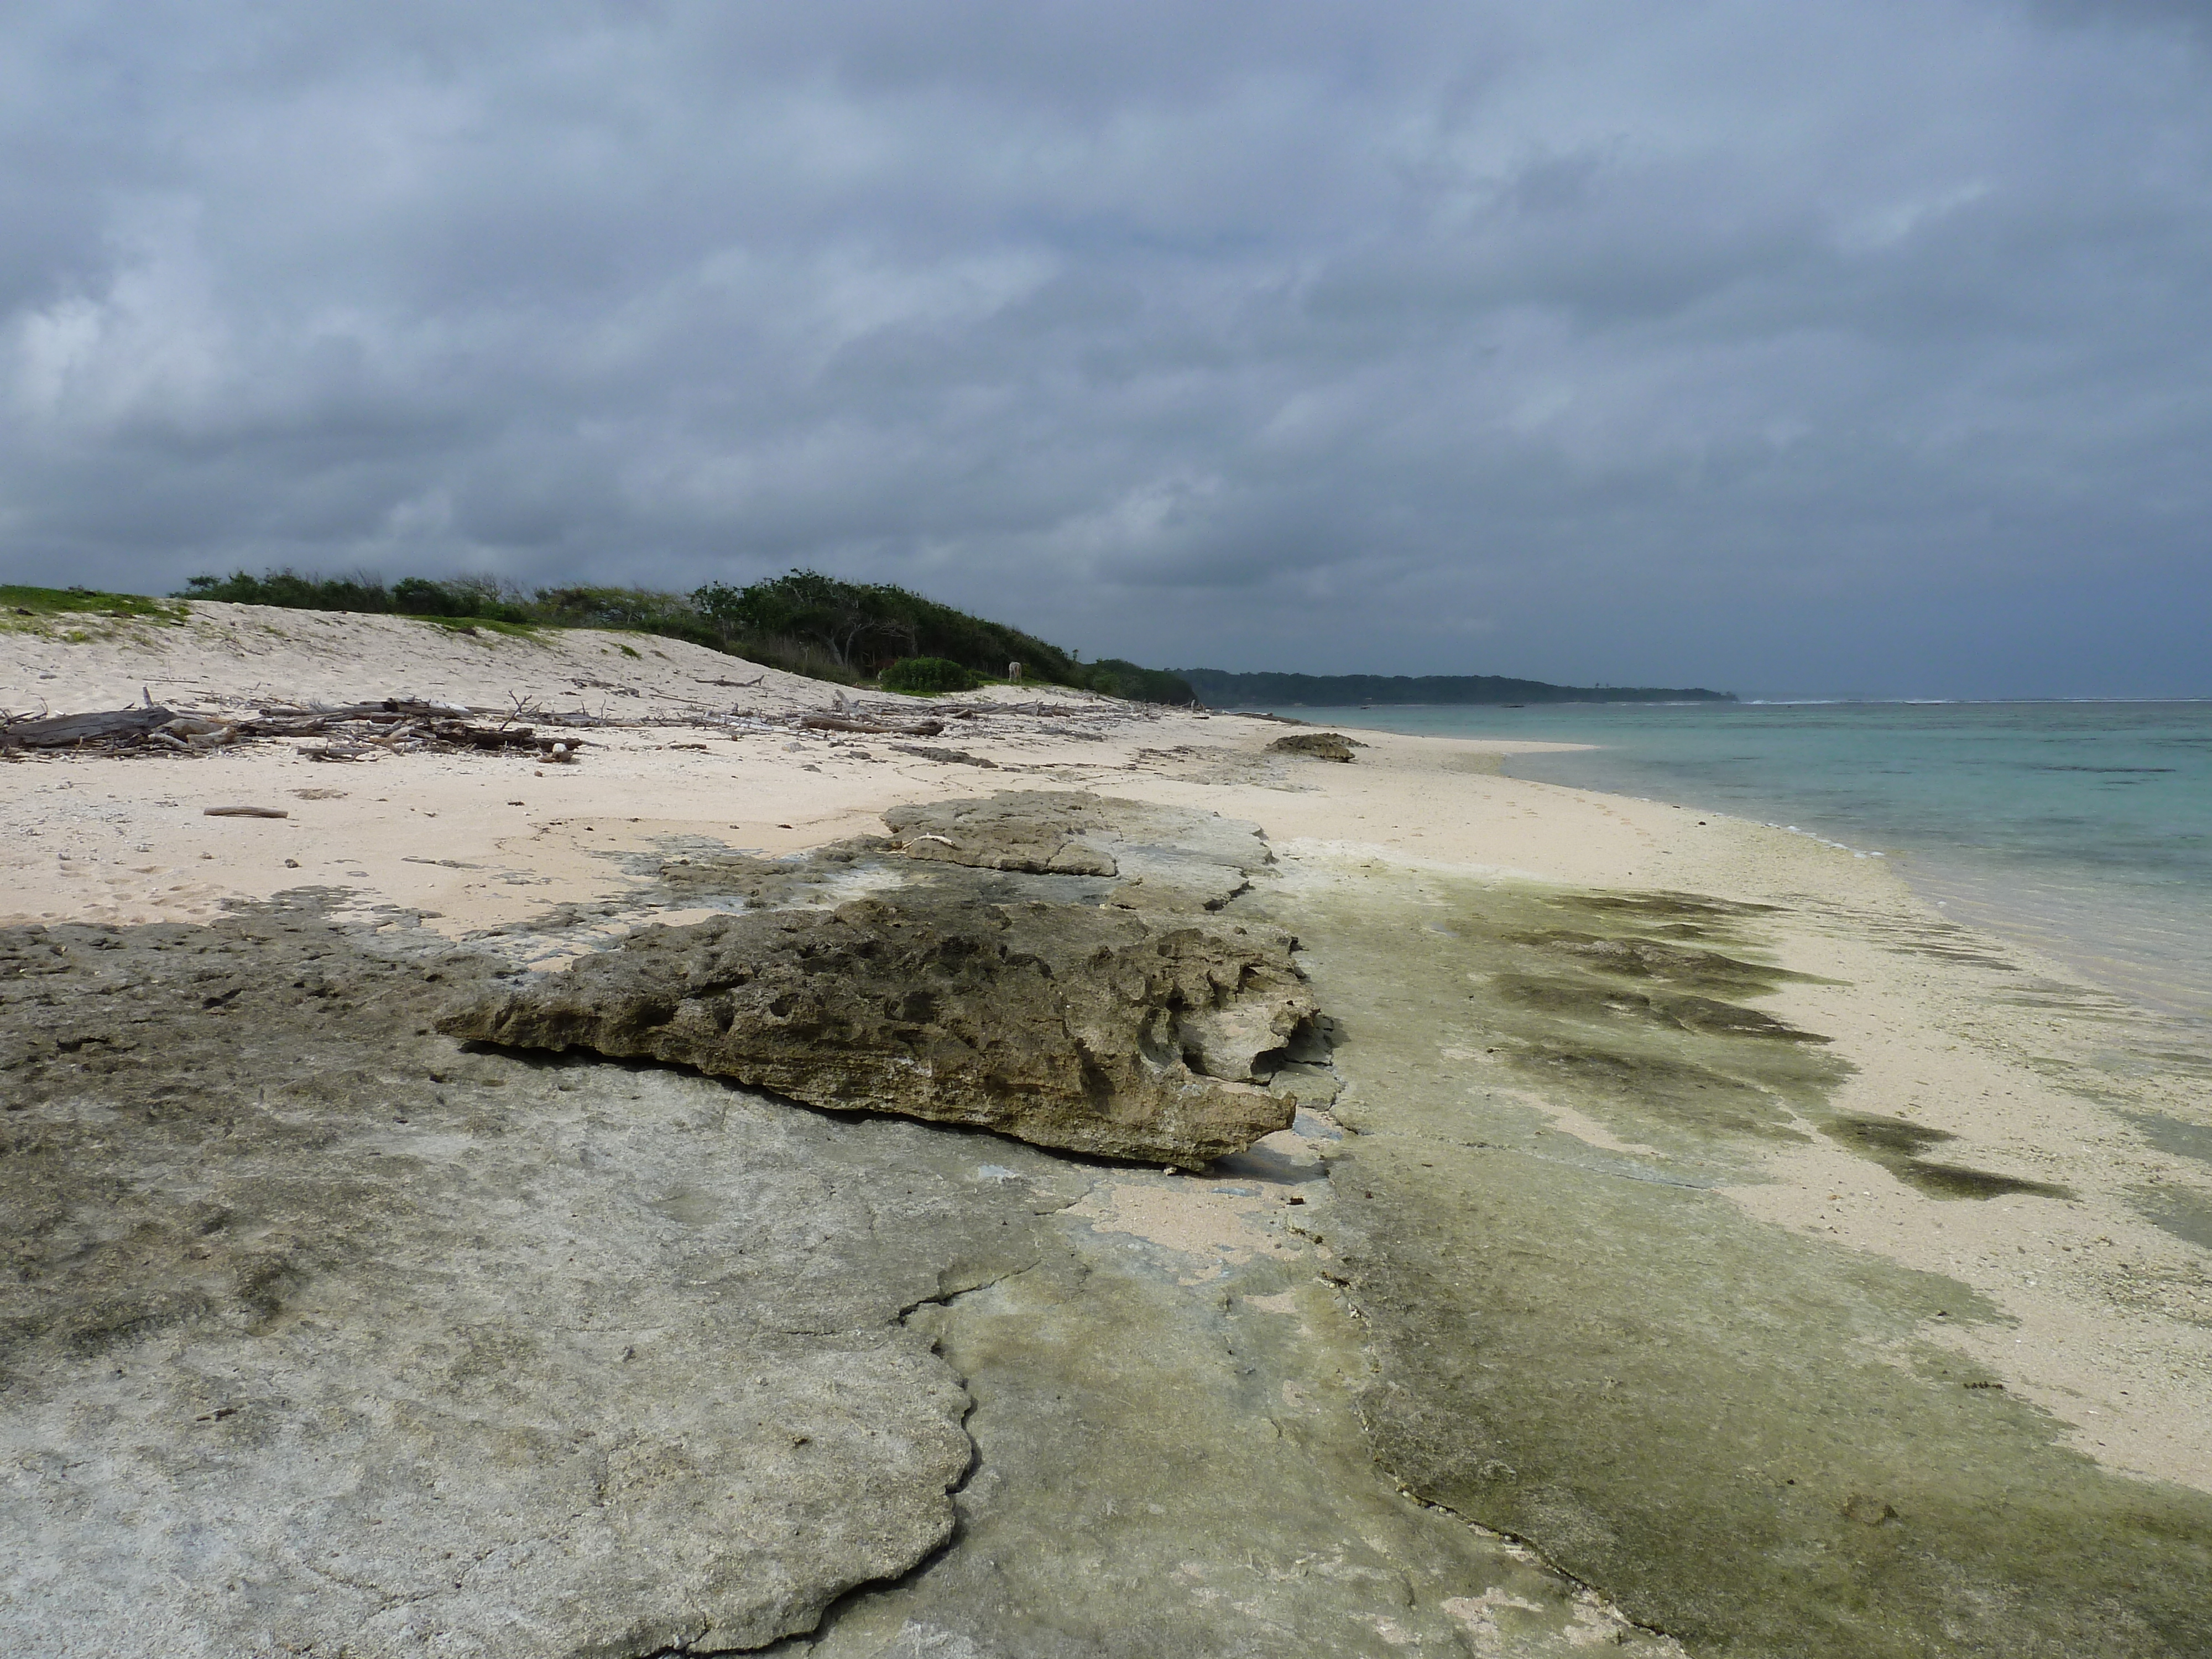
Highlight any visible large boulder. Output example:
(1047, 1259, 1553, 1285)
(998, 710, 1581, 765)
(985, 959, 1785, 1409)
(441, 894, 1313, 1165)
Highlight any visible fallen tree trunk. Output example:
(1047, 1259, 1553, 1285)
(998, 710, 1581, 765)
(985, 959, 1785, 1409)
(799, 714, 946, 738)
(1, 707, 178, 748)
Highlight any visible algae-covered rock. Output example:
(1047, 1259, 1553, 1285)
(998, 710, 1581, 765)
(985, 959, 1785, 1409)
(1280, 865, 2212, 1659)
(1269, 730, 1358, 761)
(441, 894, 1313, 1164)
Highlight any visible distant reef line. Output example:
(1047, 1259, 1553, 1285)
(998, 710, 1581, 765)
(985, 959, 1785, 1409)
(1178, 669, 1735, 707)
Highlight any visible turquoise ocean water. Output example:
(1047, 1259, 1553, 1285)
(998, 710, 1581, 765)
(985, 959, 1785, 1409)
(1241, 701, 2212, 1025)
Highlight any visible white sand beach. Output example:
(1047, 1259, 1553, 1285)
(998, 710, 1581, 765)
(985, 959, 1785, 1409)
(6, 603, 2209, 1657)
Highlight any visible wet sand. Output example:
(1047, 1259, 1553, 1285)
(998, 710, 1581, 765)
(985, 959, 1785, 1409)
(5, 604, 2210, 1656)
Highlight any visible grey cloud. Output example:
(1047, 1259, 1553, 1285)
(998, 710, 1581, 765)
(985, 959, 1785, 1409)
(3, 1, 2209, 695)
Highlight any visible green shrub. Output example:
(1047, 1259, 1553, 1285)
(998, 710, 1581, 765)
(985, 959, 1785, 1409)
(180, 569, 533, 623)
(879, 656, 981, 695)
(693, 570, 1078, 684)
(183, 569, 393, 613)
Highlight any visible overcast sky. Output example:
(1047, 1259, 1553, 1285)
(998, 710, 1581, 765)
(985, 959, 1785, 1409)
(4, 2, 2208, 696)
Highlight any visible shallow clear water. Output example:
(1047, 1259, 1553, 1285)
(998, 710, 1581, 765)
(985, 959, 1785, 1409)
(1240, 701, 2212, 1023)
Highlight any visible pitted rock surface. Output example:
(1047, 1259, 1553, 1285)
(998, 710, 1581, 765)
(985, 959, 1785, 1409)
(882, 790, 1277, 912)
(1268, 731, 1357, 762)
(657, 837, 890, 905)
(884, 791, 1123, 875)
(441, 895, 1312, 1164)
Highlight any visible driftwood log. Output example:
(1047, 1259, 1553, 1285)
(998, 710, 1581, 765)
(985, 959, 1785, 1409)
(799, 715, 946, 738)
(2, 707, 180, 748)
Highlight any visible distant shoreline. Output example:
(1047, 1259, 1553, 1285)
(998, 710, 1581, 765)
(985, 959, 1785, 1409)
(1218, 697, 1728, 711)
(1180, 667, 1733, 707)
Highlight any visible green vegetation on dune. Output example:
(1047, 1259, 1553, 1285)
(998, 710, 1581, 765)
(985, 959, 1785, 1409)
(171, 567, 1201, 703)
(417, 614, 543, 639)
(696, 570, 1061, 679)
(3, 585, 190, 629)
(180, 570, 538, 625)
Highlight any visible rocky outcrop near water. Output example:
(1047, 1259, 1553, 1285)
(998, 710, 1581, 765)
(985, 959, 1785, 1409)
(883, 789, 1284, 914)
(439, 893, 1313, 1165)
(879, 789, 1277, 906)
(446, 792, 1316, 1165)
(1268, 730, 1358, 762)
(1, 797, 1681, 1658)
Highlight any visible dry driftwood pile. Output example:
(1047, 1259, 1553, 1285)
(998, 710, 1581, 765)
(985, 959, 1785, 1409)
(257, 700, 587, 764)
(1, 699, 589, 763)
(4, 685, 1174, 766)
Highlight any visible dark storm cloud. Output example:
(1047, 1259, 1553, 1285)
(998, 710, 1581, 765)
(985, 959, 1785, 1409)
(4, 0, 2209, 695)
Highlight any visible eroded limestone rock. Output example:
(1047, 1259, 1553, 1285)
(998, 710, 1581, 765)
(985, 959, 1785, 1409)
(656, 836, 888, 906)
(1269, 731, 1358, 762)
(884, 790, 1122, 874)
(881, 790, 1277, 912)
(441, 894, 1312, 1164)
(0, 904, 1077, 1658)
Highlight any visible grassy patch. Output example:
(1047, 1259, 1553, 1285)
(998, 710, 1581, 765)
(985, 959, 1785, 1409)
(1, 585, 190, 629)
(412, 613, 542, 639)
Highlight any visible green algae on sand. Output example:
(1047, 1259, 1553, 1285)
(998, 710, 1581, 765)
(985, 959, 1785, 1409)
(1259, 862, 2212, 1659)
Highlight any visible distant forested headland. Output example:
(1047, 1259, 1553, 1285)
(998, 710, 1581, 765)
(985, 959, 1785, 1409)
(1178, 669, 1734, 707)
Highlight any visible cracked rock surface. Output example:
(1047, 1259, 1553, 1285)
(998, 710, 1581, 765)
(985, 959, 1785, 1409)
(0, 901, 1081, 1658)
(768, 1123, 1685, 1659)
(441, 894, 1312, 1166)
